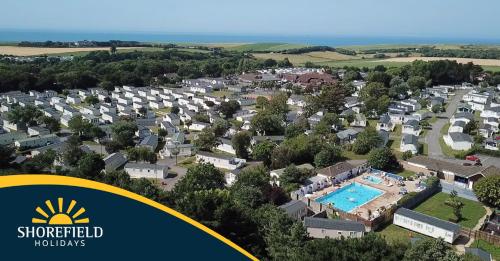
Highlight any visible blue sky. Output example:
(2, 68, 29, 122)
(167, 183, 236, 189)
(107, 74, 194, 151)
(1, 0, 500, 38)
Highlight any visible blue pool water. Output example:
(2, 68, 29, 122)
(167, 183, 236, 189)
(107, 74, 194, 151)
(365, 175, 382, 184)
(315, 183, 384, 212)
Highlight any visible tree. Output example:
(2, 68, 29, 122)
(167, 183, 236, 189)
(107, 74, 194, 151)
(445, 190, 465, 222)
(367, 71, 392, 86)
(431, 104, 443, 113)
(212, 119, 230, 137)
(130, 178, 163, 201)
(0, 144, 15, 168)
(314, 113, 340, 136)
(360, 82, 388, 100)
(62, 135, 83, 167)
(101, 170, 132, 189)
(352, 127, 383, 154)
(138, 107, 148, 117)
(252, 140, 276, 167)
(39, 116, 60, 133)
(172, 163, 225, 196)
(68, 115, 92, 136)
(299, 233, 406, 260)
(269, 92, 289, 118)
(279, 164, 311, 192)
(194, 128, 220, 151)
(71, 152, 105, 180)
(158, 128, 168, 139)
(84, 95, 99, 105)
(171, 106, 180, 114)
(473, 175, 500, 208)
(254, 205, 307, 260)
(218, 100, 240, 119)
(256, 96, 270, 109)
(314, 144, 341, 168)
(404, 238, 461, 261)
(464, 120, 478, 134)
(407, 76, 427, 91)
(110, 45, 117, 55)
(285, 123, 306, 139)
(251, 111, 284, 136)
(6, 105, 42, 126)
(126, 147, 157, 163)
(111, 121, 138, 148)
(231, 131, 251, 158)
(22, 149, 57, 172)
(312, 83, 347, 113)
(89, 126, 106, 142)
(368, 147, 399, 171)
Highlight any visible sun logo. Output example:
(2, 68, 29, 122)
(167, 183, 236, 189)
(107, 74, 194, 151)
(32, 198, 90, 225)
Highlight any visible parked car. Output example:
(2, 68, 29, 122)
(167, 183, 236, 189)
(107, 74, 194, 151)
(465, 155, 479, 161)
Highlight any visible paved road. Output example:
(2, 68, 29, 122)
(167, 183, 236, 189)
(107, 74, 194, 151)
(425, 90, 467, 158)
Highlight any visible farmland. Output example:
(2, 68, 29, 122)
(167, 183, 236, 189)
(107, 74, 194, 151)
(0, 46, 158, 56)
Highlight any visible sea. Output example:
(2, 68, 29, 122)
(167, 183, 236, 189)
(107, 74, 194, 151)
(1, 30, 500, 46)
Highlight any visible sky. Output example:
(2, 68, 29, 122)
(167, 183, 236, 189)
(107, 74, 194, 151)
(1, 0, 500, 39)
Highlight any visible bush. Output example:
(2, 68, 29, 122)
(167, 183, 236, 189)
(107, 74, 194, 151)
(425, 176, 440, 188)
(401, 151, 413, 161)
(473, 175, 500, 208)
(397, 192, 418, 207)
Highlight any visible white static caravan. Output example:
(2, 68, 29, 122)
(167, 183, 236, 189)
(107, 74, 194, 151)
(393, 208, 460, 244)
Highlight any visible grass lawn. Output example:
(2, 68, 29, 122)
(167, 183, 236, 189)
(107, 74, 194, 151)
(439, 137, 463, 158)
(376, 224, 431, 244)
(429, 116, 438, 124)
(470, 239, 500, 260)
(178, 156, 197, 169)
(396, 169, 416, 178)
(441, 122, 450, 135)
(211, 90, 234, 98)
(389, 125, 402, 158)
(413, 192, 486, 229)
(342, 150, 369, 160)
(367, 119, 379, 128)
(82, 140, 99, 146)
(420, 142, 428, 156)
(153, 107, 171, 116)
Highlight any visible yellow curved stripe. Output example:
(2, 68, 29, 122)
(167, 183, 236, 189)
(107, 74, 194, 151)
(0, 175, 258, 261)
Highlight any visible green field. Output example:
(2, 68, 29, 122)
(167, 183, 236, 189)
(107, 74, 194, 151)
(413, 192, 486, 229)
(44, 47, 164, 57)
(225, 43, 309, 52)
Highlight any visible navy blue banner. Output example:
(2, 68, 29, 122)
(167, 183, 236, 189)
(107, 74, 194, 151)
(0, 175, 256, 260)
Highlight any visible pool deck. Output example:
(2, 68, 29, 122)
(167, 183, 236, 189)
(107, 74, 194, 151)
(311, 171, 422, 220)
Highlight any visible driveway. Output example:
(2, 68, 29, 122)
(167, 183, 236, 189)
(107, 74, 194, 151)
(424, 90, 467, 158)
(156, 156, 188, 191)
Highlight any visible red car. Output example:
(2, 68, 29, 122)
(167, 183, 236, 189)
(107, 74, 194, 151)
(465, 155, 479, 161)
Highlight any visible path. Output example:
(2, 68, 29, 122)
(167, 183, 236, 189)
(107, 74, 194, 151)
(425, 90, 467, 158)
(455, 206, 492, 254)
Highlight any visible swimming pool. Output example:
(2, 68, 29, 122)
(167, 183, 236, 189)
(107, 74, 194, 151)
(364, 175, 382, 184)
(315, 183, 384, 212)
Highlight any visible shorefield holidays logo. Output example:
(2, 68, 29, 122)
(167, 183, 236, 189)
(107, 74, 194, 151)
(17, 197, 104, 247)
